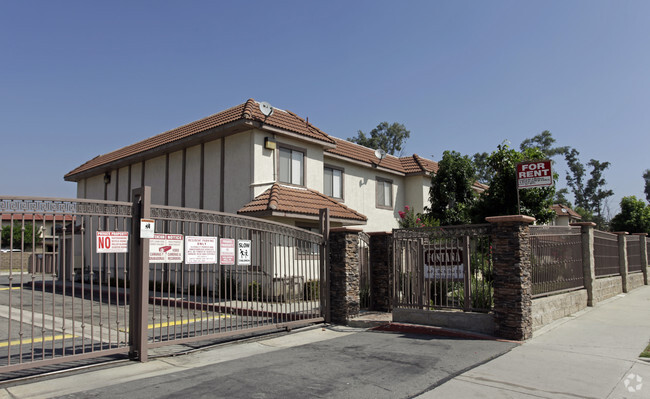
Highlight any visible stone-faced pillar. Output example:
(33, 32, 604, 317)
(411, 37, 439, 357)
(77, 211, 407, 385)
(329, 228, 361, 324)
(369, 232, 393, 312)
(632, 233, 648, 285)
(614, 232, 629, 293)
(486, 215, 535, 341)
(572, 222, 597, 306)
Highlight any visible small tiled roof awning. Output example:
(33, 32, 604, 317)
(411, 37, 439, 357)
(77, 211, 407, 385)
(238, 184, 367, 225)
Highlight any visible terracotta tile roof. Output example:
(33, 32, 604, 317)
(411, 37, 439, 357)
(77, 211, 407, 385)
(238, 184, 367, 222)
(399, 154, 439, 174)
(65, 99, 335, 179)
(552, 204, 582, 219)
(325, 137, 439, 175)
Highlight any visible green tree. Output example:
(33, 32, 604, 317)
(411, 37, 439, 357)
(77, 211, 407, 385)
(473, 144, 556, 224)
(1, 222, 38, 249)
(564, 149, 613, 228)
(609, 196, 650, 234)
(643, 169, 650, 203)
(426, 150, 477, 225)
(519, 130, 569, 158)
(554, 187, 572, 207)
(348, 122, 410, 156)
(472, 151, 492, 183)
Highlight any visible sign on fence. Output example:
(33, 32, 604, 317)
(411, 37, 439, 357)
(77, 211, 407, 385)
(219, 238, 235, 265)
(424, 247, 464, 280)
(237, 240, 251, 265)
(185, 236, 218, 264)
(149, 234, 184, 263)
(96, 231, 129, 253)
(517, 160, 553, 189)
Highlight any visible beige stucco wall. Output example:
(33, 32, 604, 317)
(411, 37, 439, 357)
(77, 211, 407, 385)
(145, 155, 167, 204)
(223, 132, 252, 213)
(203, 139, 221, 211)
(184, 144, 202, 209)
(324, 156, 404, 232)
(117, 166, 130, 201)
(403, 175, 430, 215)
(168, 150, 183, 206)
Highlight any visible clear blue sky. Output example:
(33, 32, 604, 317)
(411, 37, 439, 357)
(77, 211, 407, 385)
(2, 1, 649, 216)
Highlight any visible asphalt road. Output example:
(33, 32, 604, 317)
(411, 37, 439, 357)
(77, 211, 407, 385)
(50, 328, 517, 399)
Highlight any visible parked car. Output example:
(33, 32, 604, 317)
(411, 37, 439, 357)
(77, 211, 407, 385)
(0, 248, 22, 253)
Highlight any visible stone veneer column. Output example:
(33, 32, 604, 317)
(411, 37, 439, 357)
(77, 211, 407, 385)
(328, 228, 361, 324)
(486, 215, 535, 341)
(615, 232, 629, 293)
(572, 222, 597, 306)
(369, 232, 393, 312)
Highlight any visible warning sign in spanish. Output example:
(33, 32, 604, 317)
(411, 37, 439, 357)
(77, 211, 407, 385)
(185, 236, 218, 264)
(219, 238, 235, 265)
(149, 234, 184, 263)
(96, 231, 129, 253)
(517, 160, 553, 189)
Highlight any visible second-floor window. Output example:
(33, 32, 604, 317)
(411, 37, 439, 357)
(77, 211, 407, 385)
(279, 147, 304, 185)
(324, 166, 343, 199)
(376, 178, 393, 209)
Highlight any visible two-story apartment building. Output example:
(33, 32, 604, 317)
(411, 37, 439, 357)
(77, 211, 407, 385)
(64, 99, 442, 232)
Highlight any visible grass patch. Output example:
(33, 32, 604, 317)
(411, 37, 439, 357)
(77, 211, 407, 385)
(640, 343, 650, 358)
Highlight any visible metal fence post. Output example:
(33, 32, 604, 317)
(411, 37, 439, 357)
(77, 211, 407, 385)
(463, 235, 471, 311)
(130, 186, 151, 362)
(319, 208, 330, 323)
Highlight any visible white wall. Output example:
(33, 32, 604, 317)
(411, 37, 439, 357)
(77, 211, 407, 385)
(223, 132, 252, 213)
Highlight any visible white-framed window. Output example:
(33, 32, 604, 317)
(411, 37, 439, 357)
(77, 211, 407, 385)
(324, 166, 343, 199)
(279, 147, 304, 185)
(376, 177, 393, 209)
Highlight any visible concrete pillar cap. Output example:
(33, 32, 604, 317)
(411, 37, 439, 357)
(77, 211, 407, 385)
(485, 215, 535, 224)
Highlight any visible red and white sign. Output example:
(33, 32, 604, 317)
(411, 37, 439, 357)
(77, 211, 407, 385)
(185, 236, 218, 264)
(149, 234, 184, 263)
(96, 231, 129, 253)
(219, 238, 235, 265)
(517, 160, 553, 189)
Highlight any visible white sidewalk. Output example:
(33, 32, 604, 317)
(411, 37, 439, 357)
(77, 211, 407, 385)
(422, 286, 650, 398)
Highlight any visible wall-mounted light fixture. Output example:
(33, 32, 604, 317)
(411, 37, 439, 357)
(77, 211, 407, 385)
(264, 137, 277, 150)
(104, 172, 111, 184)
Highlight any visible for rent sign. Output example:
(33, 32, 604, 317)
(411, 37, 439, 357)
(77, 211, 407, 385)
(517, 160, 553, 189)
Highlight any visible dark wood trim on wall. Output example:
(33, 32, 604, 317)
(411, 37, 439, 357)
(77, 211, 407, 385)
(141, 161, 145, 189)
(165, 153, 170, 206)
(114, 169, 119, 201)
(181, 148, 187, 207)
(200, 143, 205, 209)
(220, 137, 225, 212)
(127, 165, 132, 202)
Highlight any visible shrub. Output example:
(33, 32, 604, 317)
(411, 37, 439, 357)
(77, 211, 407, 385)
(303, 280, 320, 300)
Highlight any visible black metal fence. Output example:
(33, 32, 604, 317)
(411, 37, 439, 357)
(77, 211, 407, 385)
(529, 226, 584, 297)
(594, 230, 620, 277)
(393, 224, 493, 313)
(626, 235, 642, 273)
(0, 192, 326, 373)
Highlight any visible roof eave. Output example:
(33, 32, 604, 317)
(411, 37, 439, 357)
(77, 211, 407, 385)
(323, 152, 406, 177)
(64, 119, 253, 182)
